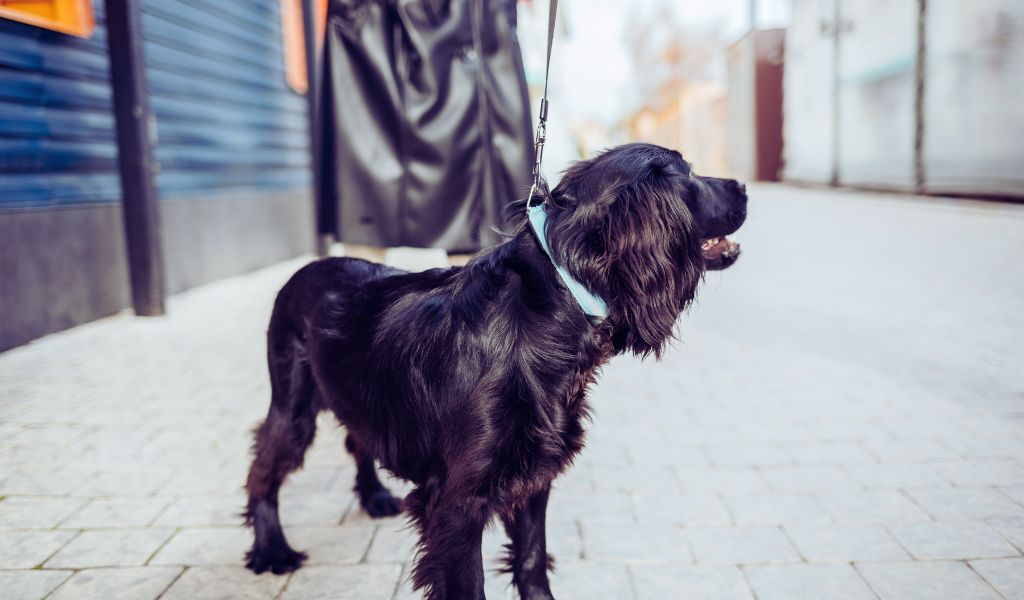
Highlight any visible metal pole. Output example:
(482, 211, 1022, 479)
(830, 0, 841, 187)
(913, 0, 927, 193)
(104, 0, 165, 316)
(300, 0, 331, 256)
(749, 0, 757, 29)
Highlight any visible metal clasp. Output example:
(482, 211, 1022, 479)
(529, 98, 550, 206)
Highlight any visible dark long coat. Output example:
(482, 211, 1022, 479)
(316, 0, 534, 252)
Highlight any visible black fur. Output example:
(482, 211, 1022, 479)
(243, 144, 747, 598)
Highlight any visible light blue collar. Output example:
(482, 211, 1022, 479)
(527, 203, 609, 319)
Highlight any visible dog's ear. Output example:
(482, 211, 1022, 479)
(548, 158, 703, 357)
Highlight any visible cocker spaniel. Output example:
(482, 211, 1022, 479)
(243, 143, 747, 599)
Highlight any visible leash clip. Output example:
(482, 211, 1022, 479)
(528, 0, 557, 208)
(529, 98, 549, 207)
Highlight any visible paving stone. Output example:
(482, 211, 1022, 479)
(280, 487, 354, 526)
(675, 467, 769, 495)
(149, 527, 251, 566)
(62, 497, 173, 528)
(551, 462, 595, 491)
(908, 487, 1024, 520)
(8, 425, 93, 447)
(817, 491, 930, 524)
(590, 466, 678, 493)
(0, 468, 96, 496)
(705, 444, 791, 467)
(280, 465, 348, 496)
(632, 492, 733, 527)
(1, 445, 74, 468)
(280, 564, 401, 600)
(889, 520, 1021, 560)
(152, 495, 246, 527)
(932, 459, 1024, 487)
(857, 561, 1002, 600)
(549, 561, 634, 600)
(158, 468, 247, 496)
(630, 564, 753, 600)
(548, 489, 635, 524)
(945, 435, 1024, 459)
(161, 565, 287, 600)
(1002, 487, 1024, 505)
(71, 469, 175, 497)
(687, 527, 800, 565)
(0, 529, 76, 568)
(0, 497, 86, 529)
(581, 521, 689, 562)
(47, 567, 182, 600)
(45, 528, 175, 569)
(866, 440, 961, 462)
(760, 466, 860, 494)
(986, 517, 1024, 552)
(722, 493, 830, 526)
(0, 569, 73, 600)
(365, 521, 418, 564)
(628, 444, 709, 468)
(287, 524, 376, 565)
(744, 563, 876, 600)
(781, 442, 877, 465)
(618, 561, 749, 593)
(843, 462, 949, 489)
(969, 558, 1024, 600)
(784, 523, 910, 561)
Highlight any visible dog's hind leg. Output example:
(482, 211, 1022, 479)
(345, 434, 402, 517)
(243, 340, 317, 575)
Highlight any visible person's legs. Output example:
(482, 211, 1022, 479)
(342, 243, 387, 263)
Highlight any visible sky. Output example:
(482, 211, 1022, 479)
(520, 0, 791, 125)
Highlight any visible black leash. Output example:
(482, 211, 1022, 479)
(528, 0, 558, 205)
(522, 0, 608, 318)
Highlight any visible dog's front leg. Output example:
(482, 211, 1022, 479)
(501, 483, 555, 600)
(409, 491, 487, 600)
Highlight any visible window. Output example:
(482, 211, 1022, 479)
(281, 0, 327, 93)
(0, 0, 95, 38)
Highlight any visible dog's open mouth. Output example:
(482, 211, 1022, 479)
(701, 236, 741, 270)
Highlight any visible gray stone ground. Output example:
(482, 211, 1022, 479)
(2, 184, 1024, 599)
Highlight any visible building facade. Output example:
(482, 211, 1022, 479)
(1, 0, 317, 350)
(783, 0, 1024, 197)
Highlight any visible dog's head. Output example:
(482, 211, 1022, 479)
(542, 143, 747, 356)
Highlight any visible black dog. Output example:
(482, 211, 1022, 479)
(243, 143, 746, 599)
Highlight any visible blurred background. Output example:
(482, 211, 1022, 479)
(1, 2, 1024, 599)
(528, 0, 1022, 195)
(2, 0, 1021, 349)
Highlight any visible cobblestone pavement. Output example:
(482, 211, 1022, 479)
(2, 184, 1024, 599)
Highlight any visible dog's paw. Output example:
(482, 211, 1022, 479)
(245, 544, 308, 575)
(362, 488, 403, 518)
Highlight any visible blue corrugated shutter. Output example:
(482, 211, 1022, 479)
(0, 1, 122, 209)
(140, 0, 312, 199)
